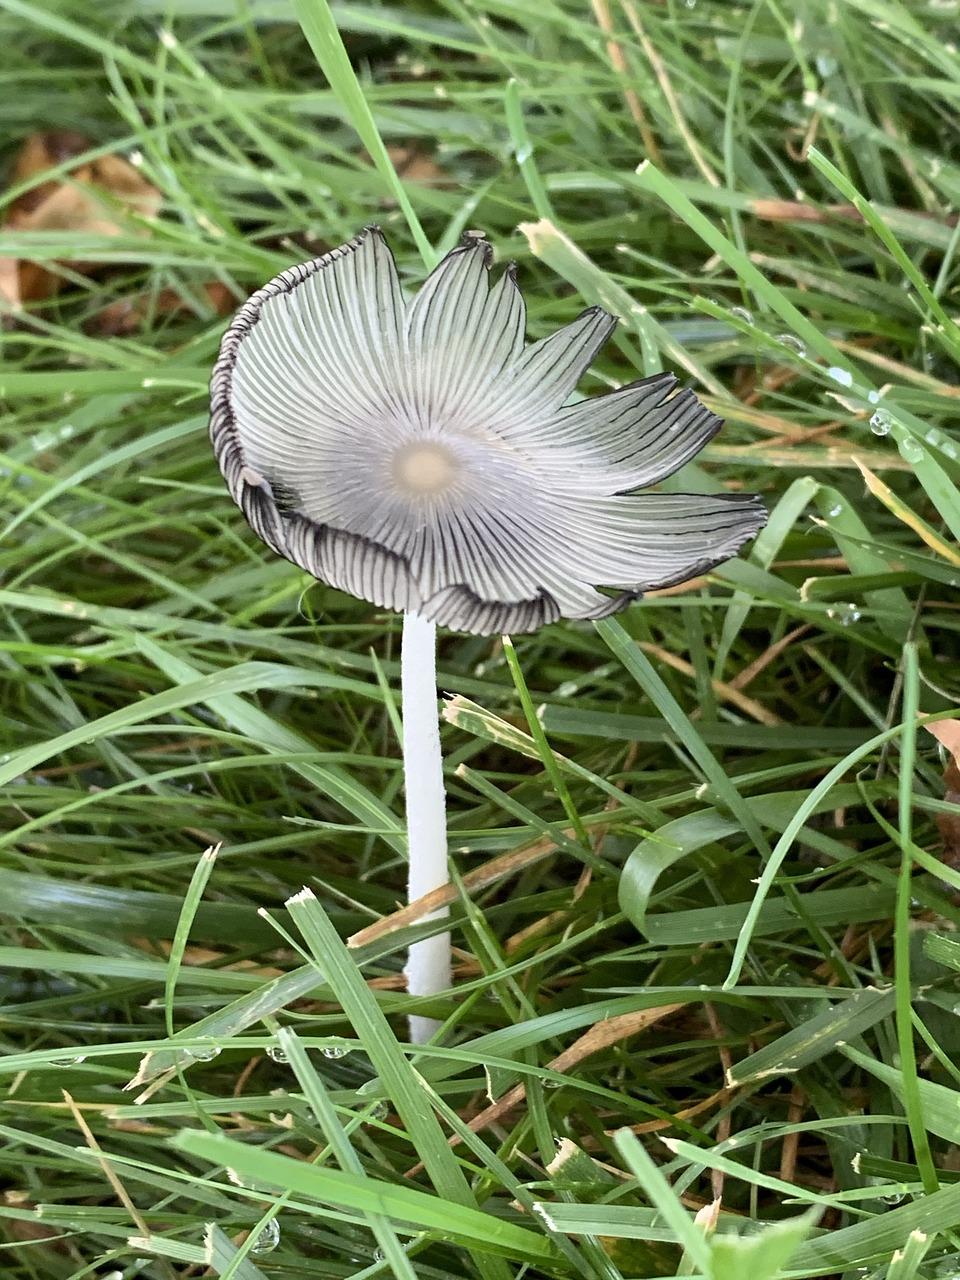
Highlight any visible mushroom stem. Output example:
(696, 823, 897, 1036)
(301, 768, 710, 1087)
(400, 611, 450, 1043)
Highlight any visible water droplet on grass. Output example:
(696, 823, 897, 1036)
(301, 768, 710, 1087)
(322, 1043, 350, 1059)
(190, 1044, 220, 1063)
(267, 1045, 288, 1064)
(900, 435, 924, 463)
(777, 334, 806, 356)
(869, 409, 891, 436)
(827, 366, 853, 387)
(250, 1219, 280, 1254)
(827, 503, 842, 517)
(730, 305, 753, 324)
(826, 603, 861, 626)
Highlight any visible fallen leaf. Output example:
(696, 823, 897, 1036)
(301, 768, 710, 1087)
(1, 131, 161, 309)
(91, 280, 234, 335)
(926, 719, 960, 768)
(386, 144, 453, 188)
(925, 718, 960, 872)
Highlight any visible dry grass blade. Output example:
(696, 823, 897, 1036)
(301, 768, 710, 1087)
(853, 456, 960, 565)
(347, 835, 562, 948)
(407, 1005, 683, 1174)
(639, 642, 780, 725)
(619, 0, 719, 187)
(588, 0, 661, 161)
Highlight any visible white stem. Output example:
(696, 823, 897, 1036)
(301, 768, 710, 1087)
(400, 611, 450, 1043)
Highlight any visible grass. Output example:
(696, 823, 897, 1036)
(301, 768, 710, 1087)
(2, 0, 960, 1275)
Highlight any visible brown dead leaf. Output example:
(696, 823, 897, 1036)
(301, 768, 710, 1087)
(1, 131, 161, 309)
(385, 145, 453, 189)
(926, 718, 960, 872)
(92, 279, 234, 335)
(926, 719, 960, 768)
(3, 1212, 71, 1253)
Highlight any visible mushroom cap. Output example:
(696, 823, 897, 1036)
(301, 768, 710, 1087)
(209, 227, 766, 634)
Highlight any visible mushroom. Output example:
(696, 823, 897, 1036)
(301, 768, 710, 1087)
(209, 226, 766, 1041)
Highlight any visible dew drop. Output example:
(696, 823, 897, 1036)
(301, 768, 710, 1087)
(826, 365, 853, 387)
(189, 1044, 220, 1063)
(267, 1045, 289, 1064)
(250, 1218, 280, 1254)
(869, 409, 891, 436)
(730, 305, 753, 324)
(321, 1043, 350, 1059)
(925, 428, 940, 444)
(827, 503, 842, 518)
(56, 1054, 87, 1066)
(368, 1100, 389, 1121)
(373, 1248, 385, 1262)
(880, 1188, 906, 1206)
(777, 333, 806, 356)
(900, 435, 925, 463)
(826, 603, 861, 627)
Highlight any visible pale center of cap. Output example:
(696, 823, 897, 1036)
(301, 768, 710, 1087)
(392, 442, 459, 494)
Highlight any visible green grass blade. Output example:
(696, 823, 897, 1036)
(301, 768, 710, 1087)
(284, 887, 515, 1280)
(172, 1129, 553, 1261)
(291, 0, 434, 267)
